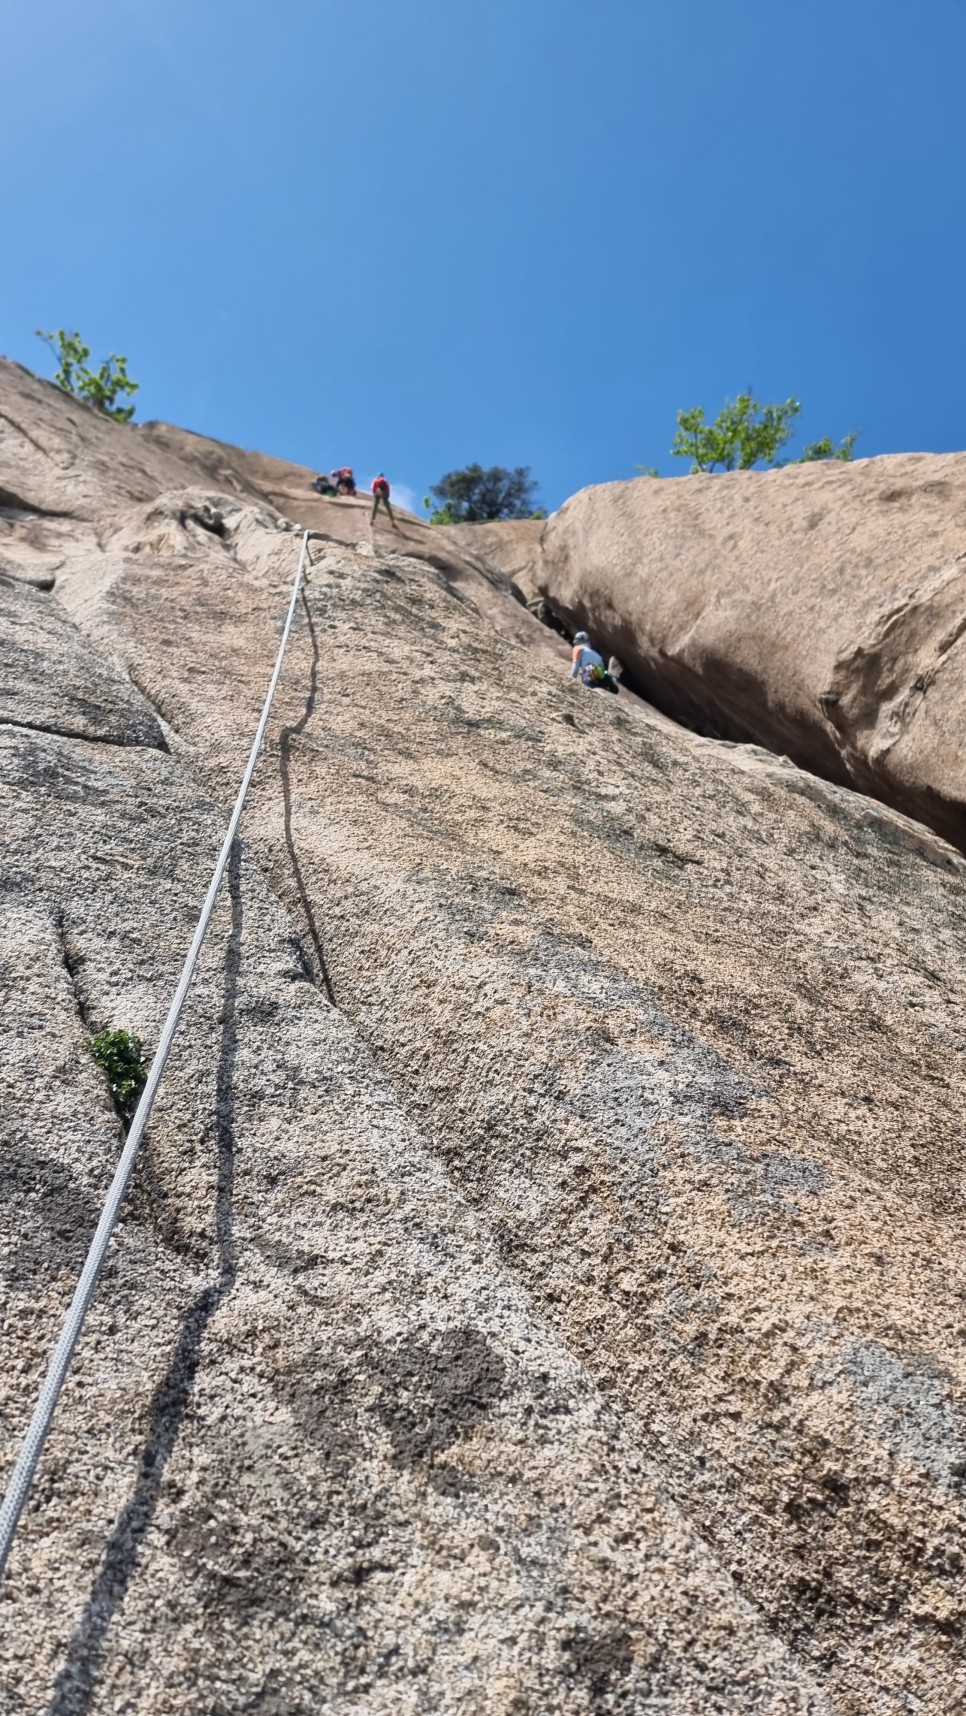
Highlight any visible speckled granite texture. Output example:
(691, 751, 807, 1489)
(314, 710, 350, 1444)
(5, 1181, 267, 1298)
(1, 362, 964, 1713)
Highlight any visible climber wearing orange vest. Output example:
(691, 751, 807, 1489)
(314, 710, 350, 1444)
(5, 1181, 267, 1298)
(371, 473, 398, 529)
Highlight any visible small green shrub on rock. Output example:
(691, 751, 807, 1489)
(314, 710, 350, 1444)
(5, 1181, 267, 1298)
(423, 496, 462, 525)
(88, 1028, 148, 1122)
(799, 431, 861, 463)
(36, 328, 139, 423)
(667, 392, 859, 473)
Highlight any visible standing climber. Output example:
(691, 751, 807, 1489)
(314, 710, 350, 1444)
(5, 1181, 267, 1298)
(371, 472, 398, 529)
(571, 630, 618, 693)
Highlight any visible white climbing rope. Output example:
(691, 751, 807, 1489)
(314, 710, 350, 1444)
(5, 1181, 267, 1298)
(0, 528, 311, 1582)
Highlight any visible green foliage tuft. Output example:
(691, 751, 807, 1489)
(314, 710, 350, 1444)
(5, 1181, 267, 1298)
(798, 431, 861, 463)
(36, 328, 139, 423)
(667, 391, 859, 474)
(423, 496, 462, 525)
(88, 1028, 148, 1122)
(671, 392, 801, 473)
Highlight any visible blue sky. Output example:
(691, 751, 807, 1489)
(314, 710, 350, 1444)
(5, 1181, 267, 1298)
(3, 0, 965, 513)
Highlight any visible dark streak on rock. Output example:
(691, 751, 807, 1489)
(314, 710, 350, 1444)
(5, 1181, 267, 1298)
(561, 1625, 637, 1710)
(0, 1147, 100, 1287)
(373, 1325, 507, 1468)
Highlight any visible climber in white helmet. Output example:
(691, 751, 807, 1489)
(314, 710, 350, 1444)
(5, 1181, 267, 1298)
(571, 630, 597, 677)
(570, 629, 620, 694)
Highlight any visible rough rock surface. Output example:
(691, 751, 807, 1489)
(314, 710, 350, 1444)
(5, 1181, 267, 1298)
(537, 460, 966, 849)
(2, 362, 966, 1714)
(0, 358, 559, 666)
(0, 571, 165, 748)
(438, 518, 547, 586)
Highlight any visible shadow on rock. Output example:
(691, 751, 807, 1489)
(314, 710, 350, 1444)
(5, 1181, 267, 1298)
(279, 590, 336, 1006)
(47, 844, 245, 1716)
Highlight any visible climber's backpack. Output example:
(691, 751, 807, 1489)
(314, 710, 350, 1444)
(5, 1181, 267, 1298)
(588, 662, 619, 694)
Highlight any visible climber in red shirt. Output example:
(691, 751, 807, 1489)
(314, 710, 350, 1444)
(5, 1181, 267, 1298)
(331, 467, 356, 496)
(370, 473, 398, 529)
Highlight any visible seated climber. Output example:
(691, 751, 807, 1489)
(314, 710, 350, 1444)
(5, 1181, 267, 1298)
(312, 473, 338, 496)
(331, 467, 356, 496)
(371, 472, 399, 529)
(571, 630, 619, 693)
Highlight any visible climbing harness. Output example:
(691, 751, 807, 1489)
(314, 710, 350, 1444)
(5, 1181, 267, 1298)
(0, 529, 312, 1582)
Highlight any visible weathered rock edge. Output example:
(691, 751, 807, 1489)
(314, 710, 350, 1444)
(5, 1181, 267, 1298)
(535, 459, 966, 851)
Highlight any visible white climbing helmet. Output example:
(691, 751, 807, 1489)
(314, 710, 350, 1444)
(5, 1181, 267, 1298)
(574, 630, 590, 645)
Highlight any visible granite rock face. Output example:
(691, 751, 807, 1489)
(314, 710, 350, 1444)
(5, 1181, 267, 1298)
(538, 460, 966, 849)
(2, 362, 966, 1714)
(0, 571, 165, 748)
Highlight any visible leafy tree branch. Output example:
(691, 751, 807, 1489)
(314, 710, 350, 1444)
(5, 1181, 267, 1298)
(666, 392, 859, 474)
(36, 328, 139, 423)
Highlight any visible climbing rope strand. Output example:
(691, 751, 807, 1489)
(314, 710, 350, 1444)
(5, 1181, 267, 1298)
(0, 529, 311, 1582)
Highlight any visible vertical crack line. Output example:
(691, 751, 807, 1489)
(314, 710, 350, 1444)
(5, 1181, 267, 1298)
(278, 590, 337, 1007)
(123, 665, 176, 749)
(57, 911, 97, 1037)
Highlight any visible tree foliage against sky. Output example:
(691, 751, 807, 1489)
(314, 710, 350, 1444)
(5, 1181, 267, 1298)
(36, 328, 139, 423)
(428, 464, 541, 522)
(669, 393, 858, 473)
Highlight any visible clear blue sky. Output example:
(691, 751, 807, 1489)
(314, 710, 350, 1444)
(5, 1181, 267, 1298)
(3, 0, 965, 513)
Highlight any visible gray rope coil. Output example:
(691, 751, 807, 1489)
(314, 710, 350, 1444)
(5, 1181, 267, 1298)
(0, 529, 310, 1581)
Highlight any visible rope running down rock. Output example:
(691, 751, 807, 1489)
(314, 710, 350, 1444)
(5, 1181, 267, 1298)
(0, 528, 311, 1581)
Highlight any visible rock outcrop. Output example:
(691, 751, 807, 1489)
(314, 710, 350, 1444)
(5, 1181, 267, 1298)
(2, 360, 966, 1714)
(537, 459, 966, 849)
